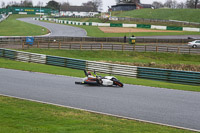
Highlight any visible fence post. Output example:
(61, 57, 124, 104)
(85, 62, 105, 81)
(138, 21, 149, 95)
(122, 44, 124, 51)
(101, 43, 103, 50)
(177, 47, 180, 54)
(22, 42, 24, 49)
(189, 48, 191, 54)
(59, 42, 61, 49)
(48, 42, 50, 49)
(112, 44, 113, 51)
(70, 44, 71, 49)
(37, 41, 39, 48)
(133, 45, 135, 51)
(80, 43, 82, 50)
(156, 46, 158, 52)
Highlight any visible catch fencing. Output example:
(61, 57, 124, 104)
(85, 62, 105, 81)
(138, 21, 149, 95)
(0, 48, 200, 86)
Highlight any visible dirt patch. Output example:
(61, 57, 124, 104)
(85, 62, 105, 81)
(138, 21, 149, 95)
(99, 27, 182, 33)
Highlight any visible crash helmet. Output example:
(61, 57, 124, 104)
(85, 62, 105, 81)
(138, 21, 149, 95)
(88, 71, 92, 75)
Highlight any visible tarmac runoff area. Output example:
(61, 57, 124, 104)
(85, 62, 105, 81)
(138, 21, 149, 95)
(0, 68, 200, 132)
(17, 18, 87, 37)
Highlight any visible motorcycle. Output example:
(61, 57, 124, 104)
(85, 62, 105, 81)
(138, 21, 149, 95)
(75, 70, 124, 87)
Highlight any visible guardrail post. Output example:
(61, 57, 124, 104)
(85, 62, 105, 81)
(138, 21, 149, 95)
(145, 45, 147, 52)
(189, 48, 191, 54)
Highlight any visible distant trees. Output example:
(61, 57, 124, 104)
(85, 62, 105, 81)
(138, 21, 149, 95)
(6, 0, 33, 7)
(152, 1, 163, 9)
(46, 0, 60, 11)
(82, 0, 103, 11)
(152, 0, 200, 9)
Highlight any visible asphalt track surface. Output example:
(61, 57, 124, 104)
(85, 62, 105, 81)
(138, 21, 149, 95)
(17, 18, 87, 37)
(0, 68, 200, 131)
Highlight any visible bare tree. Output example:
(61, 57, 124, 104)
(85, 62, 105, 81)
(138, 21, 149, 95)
(82, 0, 103, 11)
(195, 0, 199, 8)
(177, 2, 185, 8)
(60, 2, 70, 11)
(152, 1, 163, 9)
(36, 1, 44, 7)
(164, 0, 178, 8)
(1, 1, 6, 8)
(186, 0, 195, 8)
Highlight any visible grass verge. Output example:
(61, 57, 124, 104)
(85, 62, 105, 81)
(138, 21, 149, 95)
(22, 49, 200, 72)
(0, 15, 49, 36)
(0, 95, 197, 133)
(0, 57, 199, 92)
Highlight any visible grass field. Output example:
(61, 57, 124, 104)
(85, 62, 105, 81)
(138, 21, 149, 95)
(22, 49, 200, 72)
(0, 95, 197, 133)
(0, 15, 49, 36)
(113, 9, 200, 24)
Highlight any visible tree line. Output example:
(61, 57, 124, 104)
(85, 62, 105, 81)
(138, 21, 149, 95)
(0, 0, 103, 11)
(152, 0, 199, 9)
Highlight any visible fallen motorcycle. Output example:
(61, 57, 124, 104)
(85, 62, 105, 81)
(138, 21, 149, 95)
(75, 70, 124, 87)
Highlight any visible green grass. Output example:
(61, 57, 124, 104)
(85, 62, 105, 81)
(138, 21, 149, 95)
(0, 15, 49, 36)
(0, 95, 197, 133)
(22, 49, 200, 71)
(0, 54, 199, 92)
(113, 9, 200, 24)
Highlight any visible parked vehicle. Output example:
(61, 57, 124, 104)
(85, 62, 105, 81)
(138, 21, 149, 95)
(75, 70, 124, 87)
(188, 40, 200, 48)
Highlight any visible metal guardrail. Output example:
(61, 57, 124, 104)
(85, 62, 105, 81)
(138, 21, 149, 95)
(0, 48, 199, 86)
(138, 67, 200, 85)
(87, 61, 137, 77)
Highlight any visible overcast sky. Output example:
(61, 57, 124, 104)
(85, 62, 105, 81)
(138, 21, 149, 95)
(0, 0, 186, 11)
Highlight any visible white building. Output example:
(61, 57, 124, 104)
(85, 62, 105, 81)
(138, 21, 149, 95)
(60, 6, 99, 17)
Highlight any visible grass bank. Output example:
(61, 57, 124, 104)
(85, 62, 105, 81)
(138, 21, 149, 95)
(22, 49, 200, 72)
(0, 15, 49, 36)
(0, 95, 197, 133)
(113, 9, 200, 24)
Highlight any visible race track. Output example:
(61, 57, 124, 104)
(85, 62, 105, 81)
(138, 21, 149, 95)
(18, 18, 87, 37)
(18, 18, 200, 39)
(0, 68, 200, 131)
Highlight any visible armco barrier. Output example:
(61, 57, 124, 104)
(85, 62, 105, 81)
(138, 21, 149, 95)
(46, 56, 86, 70)
(137, 67, 200, 85)
(0, 48, 3, 57)
(4, 49, 16, 59)
(0, 48, 200, 86)
(87, 61, 137, 77)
